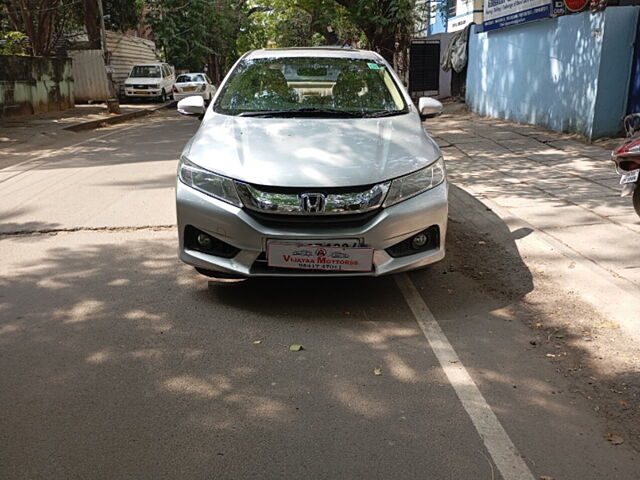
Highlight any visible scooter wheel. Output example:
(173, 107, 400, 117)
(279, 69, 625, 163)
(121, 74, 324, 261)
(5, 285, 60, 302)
(633, 185, 640, 217)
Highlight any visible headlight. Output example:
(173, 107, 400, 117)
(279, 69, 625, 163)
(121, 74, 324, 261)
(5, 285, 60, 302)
(151, 84, 160, 89)
(383, 157, 445, 207)
(178, 156, 242, 207)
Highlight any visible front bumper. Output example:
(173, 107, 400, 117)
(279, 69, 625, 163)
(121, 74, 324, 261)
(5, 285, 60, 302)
(176, 180, 448, 277)
(125, 88, 162, 97)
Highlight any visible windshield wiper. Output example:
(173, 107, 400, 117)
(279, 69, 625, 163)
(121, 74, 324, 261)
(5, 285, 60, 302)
(237, 108, 362, 118)
(362, 110, 405, 118)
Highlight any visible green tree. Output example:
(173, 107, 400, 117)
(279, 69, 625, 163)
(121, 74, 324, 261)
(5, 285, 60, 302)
(0, 30, 28, 54)
(237, 0, 363, 51)
(146, 0, 265, 83)
(81, 0, 144, 49)
(0, 0, 77, 56)
(334, 0, 415, 63)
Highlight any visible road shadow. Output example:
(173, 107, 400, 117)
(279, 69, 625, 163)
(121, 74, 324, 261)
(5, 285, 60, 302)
(0, 188, 638, 478)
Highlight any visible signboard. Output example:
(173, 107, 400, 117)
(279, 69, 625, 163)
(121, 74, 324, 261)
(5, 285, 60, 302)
(484, 0, 552, 31)
(564, 0, 588, 11)
(448, 0, 475, 32)
(552, 0, 566, 15)
(448, 0, 484, 32)
(267, 244, 374, 272)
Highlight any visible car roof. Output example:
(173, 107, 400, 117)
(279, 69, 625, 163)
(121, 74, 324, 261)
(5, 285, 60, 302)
(243, 47, 384, 62)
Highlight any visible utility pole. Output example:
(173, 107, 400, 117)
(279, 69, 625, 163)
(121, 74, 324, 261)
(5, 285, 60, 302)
(97, 0, 120, 113)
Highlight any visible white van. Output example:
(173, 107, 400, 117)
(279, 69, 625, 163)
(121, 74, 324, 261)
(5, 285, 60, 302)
(124, 63, 175, 102)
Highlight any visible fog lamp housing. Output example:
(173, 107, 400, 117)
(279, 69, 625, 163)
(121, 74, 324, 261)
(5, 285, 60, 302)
(386, 226, 440, 258)
(185, 225, 240, 258)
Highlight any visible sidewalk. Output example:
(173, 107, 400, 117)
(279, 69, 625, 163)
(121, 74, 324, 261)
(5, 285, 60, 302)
(427, 104, 640, 337)
(0, 101, 174, 155)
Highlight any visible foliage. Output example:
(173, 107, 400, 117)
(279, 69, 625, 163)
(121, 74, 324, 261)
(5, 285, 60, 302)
(145, 0, 249, 82)
(0, 0, 81, 56)
(238, 0, 364, 51)
(334, 0, 416, 63)
(143, 0, 414, 81)
(102, 0, 144, 32)
(0, 29, 28, 54)
(78, 0, 144, 49)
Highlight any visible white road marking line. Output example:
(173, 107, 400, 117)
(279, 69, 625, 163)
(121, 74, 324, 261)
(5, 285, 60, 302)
(395, 273, 536, 480)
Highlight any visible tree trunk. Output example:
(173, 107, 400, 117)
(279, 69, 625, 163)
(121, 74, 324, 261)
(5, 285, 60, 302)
(5, 0, 62, 56)
(83, 0, 101, 49)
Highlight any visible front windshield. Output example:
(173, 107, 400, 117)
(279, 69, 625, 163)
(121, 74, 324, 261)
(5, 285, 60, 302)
(214, 57, 407, 118)
(130, 65, 161, 78)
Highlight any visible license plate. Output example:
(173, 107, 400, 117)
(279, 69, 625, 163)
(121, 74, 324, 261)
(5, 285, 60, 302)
(267, 243, 373, 272)
(134, 90, 147, 94)
(267, 238, 360, 248)
(620, 169, 639, 184)
(183, 86, 196, 92)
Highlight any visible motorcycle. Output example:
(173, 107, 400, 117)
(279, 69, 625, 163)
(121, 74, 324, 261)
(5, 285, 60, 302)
(612, 114, 640, 217)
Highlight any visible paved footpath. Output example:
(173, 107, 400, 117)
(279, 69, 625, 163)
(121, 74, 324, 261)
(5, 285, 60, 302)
(426, 107, 640, 340)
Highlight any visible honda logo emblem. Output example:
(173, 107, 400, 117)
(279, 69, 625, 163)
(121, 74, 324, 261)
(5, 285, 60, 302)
(300, 193, 326, 213)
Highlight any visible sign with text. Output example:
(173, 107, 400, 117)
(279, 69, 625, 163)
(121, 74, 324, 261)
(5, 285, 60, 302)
(564, 0, 588, 11)
(484, 0, 551, 31)
(267, 243, 374, 272)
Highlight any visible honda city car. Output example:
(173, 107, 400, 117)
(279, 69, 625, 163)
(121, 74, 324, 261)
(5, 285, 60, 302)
(175, 47, 447, 277)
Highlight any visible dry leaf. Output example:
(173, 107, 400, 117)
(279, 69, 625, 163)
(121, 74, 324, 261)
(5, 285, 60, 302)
(289, 344, 303, 351)
(607, 433, 624, 445)
(373, 367, 382, 376)
(253, 340, 262, 344)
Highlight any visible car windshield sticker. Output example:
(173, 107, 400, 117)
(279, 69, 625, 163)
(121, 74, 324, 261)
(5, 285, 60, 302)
(367, 63, 381, 70)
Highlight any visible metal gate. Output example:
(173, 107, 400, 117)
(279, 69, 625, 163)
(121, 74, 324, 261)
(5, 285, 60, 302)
(409, 39, 440, 99)
(68, 50, 111, 103)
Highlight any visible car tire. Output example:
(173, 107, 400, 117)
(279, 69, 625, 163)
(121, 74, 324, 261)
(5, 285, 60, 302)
(159, 89, 166, 103)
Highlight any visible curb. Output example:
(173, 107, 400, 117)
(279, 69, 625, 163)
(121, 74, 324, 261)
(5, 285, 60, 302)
(63, 101, 176, 132)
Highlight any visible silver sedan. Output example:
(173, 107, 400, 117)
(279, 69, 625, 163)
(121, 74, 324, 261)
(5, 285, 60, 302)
(175, 48, 447, 278)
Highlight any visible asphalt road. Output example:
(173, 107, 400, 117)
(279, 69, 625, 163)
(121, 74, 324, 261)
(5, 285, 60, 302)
(1, 110, 638, 479)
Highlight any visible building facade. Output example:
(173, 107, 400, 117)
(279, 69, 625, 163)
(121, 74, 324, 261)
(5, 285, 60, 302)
(413, 0, 640, 139)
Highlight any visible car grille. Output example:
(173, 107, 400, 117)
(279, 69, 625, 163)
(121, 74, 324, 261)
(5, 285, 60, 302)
(132, 85, 150, 89)
(235, 182, 390, 217)
(245, 209, 380, 229)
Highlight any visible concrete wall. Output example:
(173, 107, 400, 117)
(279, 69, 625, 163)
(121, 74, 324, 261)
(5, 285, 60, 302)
(0, 55, 74, 118)
(465, 7, 640, 139)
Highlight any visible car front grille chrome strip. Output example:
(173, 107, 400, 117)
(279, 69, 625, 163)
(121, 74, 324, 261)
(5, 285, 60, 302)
(235, 181, 391, 215)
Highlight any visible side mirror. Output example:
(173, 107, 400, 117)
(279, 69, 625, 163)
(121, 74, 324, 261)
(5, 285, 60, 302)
(177, 95, 205, 117)
(418, 97, 443, 120)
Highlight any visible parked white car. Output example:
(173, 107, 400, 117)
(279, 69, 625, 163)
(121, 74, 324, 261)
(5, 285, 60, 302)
(124, 63, 175, 102)
(173, 73, 216, 102)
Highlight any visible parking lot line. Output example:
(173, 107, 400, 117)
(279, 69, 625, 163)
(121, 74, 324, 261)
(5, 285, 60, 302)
(395, 273, 536, 480)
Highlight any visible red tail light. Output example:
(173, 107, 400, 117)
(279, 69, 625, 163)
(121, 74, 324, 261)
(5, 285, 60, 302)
(614, 138, 640, 158)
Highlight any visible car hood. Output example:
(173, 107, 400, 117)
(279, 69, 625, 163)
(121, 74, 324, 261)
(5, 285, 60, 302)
(184, 112, 441, 188)
(124, 77, 161, 85)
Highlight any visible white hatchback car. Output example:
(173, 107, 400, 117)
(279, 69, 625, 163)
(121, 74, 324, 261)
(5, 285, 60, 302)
(176, 47, 447, 278)
(124, 63, 175, 102)
(173, 73, 216, 102)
